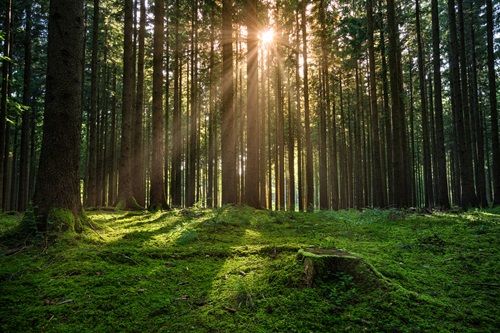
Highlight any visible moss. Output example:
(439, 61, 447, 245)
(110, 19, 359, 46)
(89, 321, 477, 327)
(1, 208, 499, 332)
(47, 207, 83, 233)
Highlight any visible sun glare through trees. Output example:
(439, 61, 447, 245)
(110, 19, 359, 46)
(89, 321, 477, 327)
(0, 0, 499, 221)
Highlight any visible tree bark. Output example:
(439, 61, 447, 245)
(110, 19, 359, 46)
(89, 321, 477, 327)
(33, 0, 84, 232)
(431, 0, 450, 209)
(245, 0, 261, 208)
(116, 0, 138, 209)
(486, 0, 500, 206)
(222, 0, 237, 205)
(18, 4, 32, 212)
(149, 0, 168, 210)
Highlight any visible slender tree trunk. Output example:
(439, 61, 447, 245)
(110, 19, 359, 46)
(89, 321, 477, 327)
(486, 0, 500, 205)
(416, 0, 433, 208)
(19, 4, 32, 212)
(222, 0, 237, 205)
(171, 0, 182, 207)
(318, 0, 329, 210)
(33, 0, 84, 231)
(116, 0, 137, 209)
(0, 0, 12, 209)
(367, 0, 384, 208)
(457, 0, 478, 208)
(295, 11, 303, 211)
(207, 6, 216, 208)
(379, 13, 393, 206)
(431, 0, 450, 209)
(387, 0, 407, 207)
(133, 0, 146, 207)
(150, 0, 168, 209)
(301, 0, 314, 211)
(86, 0, 99, 208)
(245, 0, 261, 208)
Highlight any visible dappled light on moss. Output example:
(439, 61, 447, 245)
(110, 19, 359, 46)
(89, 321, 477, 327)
(1, 208, 499, 332)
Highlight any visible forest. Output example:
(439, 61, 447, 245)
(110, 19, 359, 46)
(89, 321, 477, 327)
(1, 0, 500, 331)
(0, 0, 498, 225)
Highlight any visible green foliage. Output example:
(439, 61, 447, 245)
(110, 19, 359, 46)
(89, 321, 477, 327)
(1, 208, 499, 332)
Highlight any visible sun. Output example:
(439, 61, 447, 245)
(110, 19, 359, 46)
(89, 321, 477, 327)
(260, 28, 274, 46)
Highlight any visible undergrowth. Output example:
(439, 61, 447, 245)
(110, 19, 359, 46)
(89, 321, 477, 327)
(1, 206, 499, 332)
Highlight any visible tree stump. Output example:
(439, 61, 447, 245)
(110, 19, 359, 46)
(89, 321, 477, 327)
(298, 248, 365, 287)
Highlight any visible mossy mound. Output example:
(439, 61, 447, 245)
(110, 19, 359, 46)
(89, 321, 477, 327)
(298, 248, 387, 287)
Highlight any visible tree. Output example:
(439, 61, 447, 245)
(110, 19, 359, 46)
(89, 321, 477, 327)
(245, 0, 261, 208)
(149, 0, 168, 210)
(221, 0, 237, 205)
(366, 0, 384, 208)
(134, 0, 146, 207)
(32, 0, 85, 232)
(431, 0, 450, 209)
(301, 0, 314, 211)
(85, 0, 100, 208)
(116, 0, 139, 209)
(387, 0, 407, 207)
(18, 3, 32, 212)
(416, 0, 433, 208)
(486, 0, 500, 206)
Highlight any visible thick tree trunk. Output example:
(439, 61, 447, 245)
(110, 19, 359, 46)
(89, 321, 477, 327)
(33, 0, 84, 232)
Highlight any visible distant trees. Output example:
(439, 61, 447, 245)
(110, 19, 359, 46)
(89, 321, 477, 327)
(0, 0, 499, 215)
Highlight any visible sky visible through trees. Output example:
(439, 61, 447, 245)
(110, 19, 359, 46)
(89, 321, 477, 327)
(0, 0, 499, 217)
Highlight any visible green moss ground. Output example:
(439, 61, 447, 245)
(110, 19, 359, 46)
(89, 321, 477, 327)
(1, 207, 499, 332)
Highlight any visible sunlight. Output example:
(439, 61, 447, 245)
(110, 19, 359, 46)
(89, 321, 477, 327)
(260, 28, 275, 46)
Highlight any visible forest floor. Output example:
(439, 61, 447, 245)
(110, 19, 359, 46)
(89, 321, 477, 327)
(1, 206, 499, 332)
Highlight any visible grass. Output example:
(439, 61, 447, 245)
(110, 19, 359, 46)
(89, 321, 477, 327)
(1, 206, 499, 332)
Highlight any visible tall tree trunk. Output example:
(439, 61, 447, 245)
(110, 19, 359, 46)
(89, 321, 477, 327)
(207, 5, 216, 208)
(431, 0, 450, 209)
(301, 0, 314, 211)
(387, 0, 407, 207)
(150, 0, 168, 210)
(133, 0, 146, 207)
(107, 68, 118, 206)
(457, 0, 478, 208)
(416, 0, 433, 208)
(379, 20, 392, 206)
(33, 0, 84, 232)
(318, 0, 329, 210)
(171, 0, 182, 207)
(468, 1, 487, 207)
(0, 0, 11, 209)
(295, 10, 304, 211)
(221, 0, 237, 204)
(245, 0, 261, 208)
(486, 0, 500, 205)
(116, 0, 137, 209)
(19, 4, 32, 212)
(367, 0, 384, 208)
(86, 0, 99, 208)
(186, 0, 198, 207)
